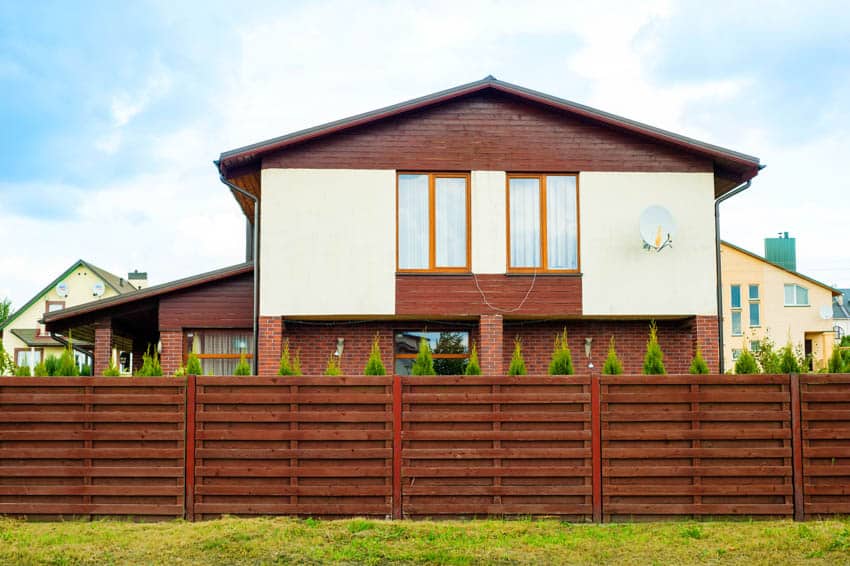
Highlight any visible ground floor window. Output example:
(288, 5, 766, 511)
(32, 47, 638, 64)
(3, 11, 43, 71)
(187, 329, 253, 375)
(394, 330, 470, 375)
(14, 348, 43, 368)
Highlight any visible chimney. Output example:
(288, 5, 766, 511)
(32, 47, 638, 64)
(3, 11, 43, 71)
(764, 232, 797, 272)
(128, 270, 148, 290)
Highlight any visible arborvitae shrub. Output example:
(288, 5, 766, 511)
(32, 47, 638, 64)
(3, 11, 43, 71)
(779, 342, 802, 373)
(234, 353, 252, 376)
(828, 345, 845, 373)
(364, 334, 386, 376)
(186, 353, 202, 376)
(44, 355, 59, 377)
(33, 361, 49, 377)
(324, 355, 342, 376)
(102, 359, 121, 377)
(14, 364, 31, 376)
(278, 339, 301, 376)
(734, 348, 759, 374)
(465, 342, 482, 375)
(57, 346, 79, 377)
(508, 338, 527, 376)
(548, 328, 574, 375)
(642, 320, 666, 375)
(602, 336, 624, 375)
(411, 337, 436, 376)
(689, 347, 710, 374)
(173, 365, 186, 377)
(754, 336, 781, 374)
(135, 346, 163, 377)
(79, 364, 92, 376)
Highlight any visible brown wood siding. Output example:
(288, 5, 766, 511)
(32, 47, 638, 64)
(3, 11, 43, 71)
(395, 274, 581, 317)
(263, 91, 713, 174)
(158, 272, 253, 331)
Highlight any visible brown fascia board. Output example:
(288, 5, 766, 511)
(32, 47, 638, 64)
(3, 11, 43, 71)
(216, 76, 761, 187)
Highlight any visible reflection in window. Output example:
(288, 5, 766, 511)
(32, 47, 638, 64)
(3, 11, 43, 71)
(394, 330, 470, 375)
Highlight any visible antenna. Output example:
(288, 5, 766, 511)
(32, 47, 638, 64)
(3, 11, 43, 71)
(639, 206, 676, 252)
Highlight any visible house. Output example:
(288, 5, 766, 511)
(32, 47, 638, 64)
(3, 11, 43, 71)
(46, 77, 762, 375)
(832, 289, 850, 342)
(720, 237, 841, 371)
(1, 260, 142, 372)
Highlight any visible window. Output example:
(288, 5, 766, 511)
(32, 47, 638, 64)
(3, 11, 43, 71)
(15, 348, 43, 368)
(397, 172, 470, 272)
(748, 285, 759, 300)
(187, 330, 253, 375)
(784, 284, 809, 306)
(731, 349, 742, 361)
(749, 302, 760, 327)
(730, 285, 741, 309)
(731, 311, 742, 336)
(394, 330, 470, 375)
(507, 174, 579, 272)
(750, 340, 761, 352)
(46, 301, 65, 313)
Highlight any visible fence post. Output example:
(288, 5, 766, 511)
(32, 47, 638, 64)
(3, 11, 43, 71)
(790, 372, 805, 521)
(185, 374, 197, 522)
(392, 374, 402, 520)
(591, 372, 602, 523)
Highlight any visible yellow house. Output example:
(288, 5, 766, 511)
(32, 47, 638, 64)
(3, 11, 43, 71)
(720, 241, 840, 372)
(0, 260, 143, 373)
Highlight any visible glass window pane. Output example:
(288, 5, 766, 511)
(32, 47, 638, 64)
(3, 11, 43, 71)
(749, 302, 760, 326)
(509, 178, 541, 268)
(546, 176, 578, 270)
(398, 174, 429, 269)
(201, 332, 253, 355)
(394, 331, 469, 354)
(784, 284, 794, 305)
(731, 311, 742, 335)
(732, 349, 742, 360)
(435, 177, 467, 268)
(797, 286, 809, 305)
(201, 358, 237, 376)
(751, 340, 761, 352)
(749, 285, 759, 300)
(731, 285, 741, 309)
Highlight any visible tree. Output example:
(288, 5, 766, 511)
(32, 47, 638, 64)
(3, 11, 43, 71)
(828, 345, 846, 374)
(0, 297, 11, 327)
(234, 353, 252, 376)
(324, 354, 342, 376)
(0, 339, 12, 376)
(465, 342, 482, 375)
(779, 342, 802, 374)
(102, 359, 121, 377)
(364, 334, 387, 376)
(186, 353, 202, 376)
(734, 347, 759, 374)
(136, 346, 162, 377)
(411, 337, 436, 376)
(689, 347, 710, 374)
(508, 338, 527, 376)
(754, 336, 782, 374)
(278, 339, 301, 376)
(602, 336, 624, 375)
(548, 328, 574, 375)
(642, 321, 666, 375)
(57, 344, 79, 377)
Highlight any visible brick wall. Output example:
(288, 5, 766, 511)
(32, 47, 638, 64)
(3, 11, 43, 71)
(693, 315, 720, 373)
(93, 322, 112, 376)
(258, 316, 283, 375)
(159, 330, 184, 376)
(479, 314, 504, 374)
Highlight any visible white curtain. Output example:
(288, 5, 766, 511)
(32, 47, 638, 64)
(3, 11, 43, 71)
(398, 174, 429, 269)
(509, 178, 541, 268)
(435, 177, 466, 267)
(546, 176, 578, 270)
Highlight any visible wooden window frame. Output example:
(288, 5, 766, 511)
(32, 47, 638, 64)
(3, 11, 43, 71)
(393, 329, 472, 363)
(14, 347, 44, 367)
(396, 171, 471, 273)
(506, 173, 581, 273)
(185, 329, 254, 365)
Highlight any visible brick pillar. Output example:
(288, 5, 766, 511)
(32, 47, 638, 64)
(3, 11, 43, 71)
(93, 321, 113, 376)
(694, 315, 720, 373)
(258, 316, 283, 375)
(160, 330, 184, 376)
(480, 314, 504, 375)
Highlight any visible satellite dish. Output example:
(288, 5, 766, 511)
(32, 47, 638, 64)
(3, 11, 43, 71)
(639, 206, 676, 252)
(55, 282, 69, 298)
(92, 282, 105, 297)
(820, 305, 834, 320)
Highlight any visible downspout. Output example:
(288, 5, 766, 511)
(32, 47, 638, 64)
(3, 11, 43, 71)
(714, 179, 752, 372)
(217, 170, 260, 375)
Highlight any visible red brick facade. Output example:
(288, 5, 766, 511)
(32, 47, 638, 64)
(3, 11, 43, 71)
(159, 330, 184, 376)
(258, 316, 283, 375)
(93, 321, 112, 376)
(693, 315, 720, 373)
(479, 314, 504, 374)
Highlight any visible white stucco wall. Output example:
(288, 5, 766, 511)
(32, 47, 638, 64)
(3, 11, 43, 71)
(260, 168, 396, 316)
(471, 170, 507, 273)
(579, 172, 717, 316)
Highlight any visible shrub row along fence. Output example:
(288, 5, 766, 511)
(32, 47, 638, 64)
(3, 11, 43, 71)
(1, 374, 849, 521)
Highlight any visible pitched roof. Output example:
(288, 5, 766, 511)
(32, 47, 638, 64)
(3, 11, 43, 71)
(217, 75, 762, 189)
(0, 260, 137, 331)
(834, 289, 850, 320)
(9, 328, 64, 348)
(721, 241, 842, 296)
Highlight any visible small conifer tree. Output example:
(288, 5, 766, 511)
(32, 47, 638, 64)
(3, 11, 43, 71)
(465, 342, 482, 375)
(278, 339, 299, 376)
(828, 345, 845, 373)
(234, 353, 252, 376)
(602, 336, 624, 375)
(79, 364, 92, 376)
(44, 355, 59, 377)
(57, 345, 79, 377)
(136, 346, 163, 377)
(689, 347, 710, 374)
(411, 337, 436, 376)
(186, 352, 202, 376)
(14, 364, 31, 376)
(102, 358, 121, 377)
(325, 354, 342, 376)
(364, 334, 387, 375)
(779, 342, 802, 373)
(508, 338, 527, 376)
(642, 320, 666, 375)
(0, 339, 12, 376)
(33, 360, 49, 377)
(734, 347, 759, 374)
(548, 328, 574, 375)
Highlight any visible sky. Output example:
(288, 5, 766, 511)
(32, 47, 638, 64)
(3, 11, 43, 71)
(1, 0, 849, 309)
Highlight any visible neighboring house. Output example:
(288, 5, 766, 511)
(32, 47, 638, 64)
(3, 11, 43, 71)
(833, 289, 850, 341)
(720, 239, 841, 372)
(1, 260, 143, 372)
(47, 77, 762, 375)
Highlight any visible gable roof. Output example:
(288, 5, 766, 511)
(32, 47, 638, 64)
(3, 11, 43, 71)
(217, 76, 762, 191)
(1, 260, 137, 332)
(721, 241, 841, 297)
(9, 328, 64, 348)
(834, 288, 850, 320)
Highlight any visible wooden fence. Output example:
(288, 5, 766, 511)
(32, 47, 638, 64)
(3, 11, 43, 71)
(0, 374, 849, 521)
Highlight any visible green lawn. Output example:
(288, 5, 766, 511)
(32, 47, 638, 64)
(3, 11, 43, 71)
(1, 516, 850, 565)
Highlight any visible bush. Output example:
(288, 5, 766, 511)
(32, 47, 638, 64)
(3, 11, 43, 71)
(548, 328, 574, 375)
(689, 347, 710, 374)
(44, 355, 59, 377)
(324, 355, 342, 376)
(102, 358, 121, 377)
(602, 336, 624, 375)
(173, 365, 186, 377)
(136, 346, 163, 377)
(734, 348, 759, 374)
(465, 342, 481, 375)
(828, 345, 845, 373)
(14, 364, 31, 376)
(186, 353, 202, 376)
(753, 336, 781, 374)
(363, 334, 386, 376)
(33, 361, 49, 377)
(779, 342, 802, 373)
(57, 345, 79, 377)
(0, 339, 12, 376)
(642, 321, 666, 375)
(508, 338, 526, 376)
(411, 337, 436, 376)
(277, 339, 302, 376)
(79, 364, 92, 376)
(234, 353, 252, 376)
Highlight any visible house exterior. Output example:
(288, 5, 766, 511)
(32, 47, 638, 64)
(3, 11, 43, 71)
(833, 289, 850, 342)
(0, 260, 141, 372)
(720, 240, 840, 371)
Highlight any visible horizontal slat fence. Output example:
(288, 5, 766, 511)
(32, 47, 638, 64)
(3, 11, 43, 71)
(0, 377, 186, 519)
(601, 375, 794, 520)
(800, 374, 850, 518)
(192, 376, 393, 519)
(400, 375, 593, 519)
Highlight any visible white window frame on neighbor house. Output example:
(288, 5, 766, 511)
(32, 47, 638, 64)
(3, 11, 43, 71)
(749, 284, 760, 327)
(730, 284, 743, 335)
(784, 284, 810, 307)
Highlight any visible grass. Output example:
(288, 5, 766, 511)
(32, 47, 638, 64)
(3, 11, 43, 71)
(0, 516, 849, 565)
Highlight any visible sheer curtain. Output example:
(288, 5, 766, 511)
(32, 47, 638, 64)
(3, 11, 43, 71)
(546, 176, 578, 270)
(435, 177, 466, 267)
(398, 174, 429, 269)
(509, 178, 541, 268)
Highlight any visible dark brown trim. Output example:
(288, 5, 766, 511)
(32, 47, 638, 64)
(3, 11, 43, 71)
(13, 347, 44, 366)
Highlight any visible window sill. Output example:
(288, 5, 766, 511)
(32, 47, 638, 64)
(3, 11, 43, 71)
(506, 272, 583, 277)
(396, 272, 471, 276)
(784, 304, 811, 308)
(731, 333, 744, 337)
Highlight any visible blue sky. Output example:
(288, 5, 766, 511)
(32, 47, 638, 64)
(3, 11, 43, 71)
(1, 1, 849, 308)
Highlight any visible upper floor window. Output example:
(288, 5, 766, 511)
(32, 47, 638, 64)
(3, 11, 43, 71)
(748, 284, 760, 300)
(730, 285, 741, 309)
(784, 284, 809, 306)
(397, 173, 470, 272)
(507, 174, 579, 272)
